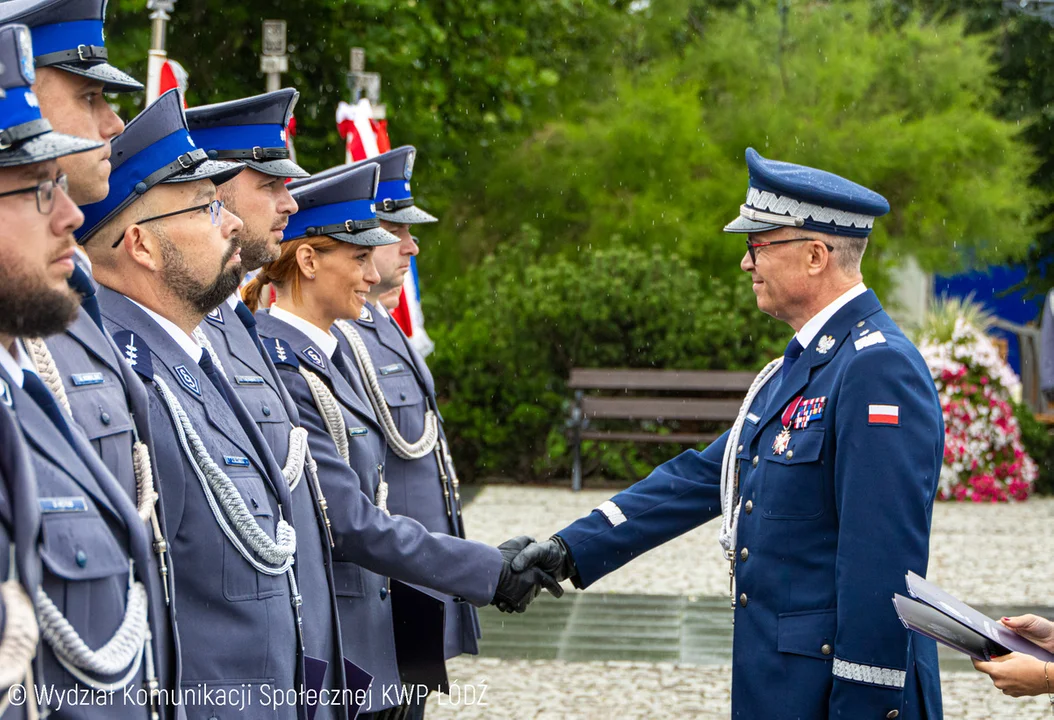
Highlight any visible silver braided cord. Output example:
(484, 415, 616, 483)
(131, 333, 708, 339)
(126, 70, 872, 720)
(334, 319, 439, 460)
(192, 327, 228, 379)
(0, 546, 39, 719)
(298, 365, 389, 514)
(23, 338, 71, 415)
(35, 567, 148, 681)
(718, 357, 783, 560)
(152, 375, 296, 573)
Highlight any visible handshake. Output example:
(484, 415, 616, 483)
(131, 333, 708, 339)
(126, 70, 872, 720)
(490, 535, 574, 614)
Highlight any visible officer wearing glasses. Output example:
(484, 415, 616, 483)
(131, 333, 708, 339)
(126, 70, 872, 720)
(508, 148, 945, 720)
(0, 23, 176, 720)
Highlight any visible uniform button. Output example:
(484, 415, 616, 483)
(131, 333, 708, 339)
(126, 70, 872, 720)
(744, 500, 753, 514)
(886, 711, 899, 719)
(739, 593, 748, 607)
(821, 644, 832, 656)
(262, 405, 272, 417)
(737, 444, 743, 453)
(752, 456, 758, 467)
(400, 392, 407, 401)
(75, 550, 87, 568)
(379, 587, 388, 601)
(739, 548, 749, 562)
(100, 411, 111, 425)
(786, 450, 794, 460)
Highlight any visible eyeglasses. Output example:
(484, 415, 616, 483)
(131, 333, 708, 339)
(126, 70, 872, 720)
(0, 173, 70, 215)
(114, 199, 225, 248)
(745, 236, 834, 264)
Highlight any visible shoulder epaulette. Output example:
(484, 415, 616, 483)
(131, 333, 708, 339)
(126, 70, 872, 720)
(851, 319, 887, 352)
(264, 336, 299, 369)
(111, 330, 154, 381)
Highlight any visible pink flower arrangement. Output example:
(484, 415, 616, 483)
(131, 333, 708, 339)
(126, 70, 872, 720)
(917, 315, 1037, 502)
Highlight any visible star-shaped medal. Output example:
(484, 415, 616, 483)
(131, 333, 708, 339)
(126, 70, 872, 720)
(772, 428, 791, 455)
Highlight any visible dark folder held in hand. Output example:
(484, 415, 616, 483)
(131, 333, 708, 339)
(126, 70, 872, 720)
(893, 571, 1054, 662)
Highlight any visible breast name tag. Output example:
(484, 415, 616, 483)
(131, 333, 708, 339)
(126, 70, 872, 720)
(378, 363, 405, 376)
(234, 375, 266, 385)
(40, 496, 87, 513)
(347, 427, 369, 437)
(224, 456, 251, 467)
(70, 372, 105, 387)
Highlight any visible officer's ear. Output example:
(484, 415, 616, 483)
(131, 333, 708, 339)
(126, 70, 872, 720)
(294, 243, 318, 280)
(122, 222, 162, 273)
(805, 238, 831, 277)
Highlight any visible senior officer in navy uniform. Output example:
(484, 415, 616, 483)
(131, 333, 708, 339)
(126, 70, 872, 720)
(0, 0, 180, 698)
(75, 90, 306, 720)
(246, 165, 551, 717)
(510, 149, 944, 720)
(185, 89, 350, 720)
(0, 24, 170, 719)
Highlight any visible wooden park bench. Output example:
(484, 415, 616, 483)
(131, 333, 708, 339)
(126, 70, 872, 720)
(566, 368, 755, 491)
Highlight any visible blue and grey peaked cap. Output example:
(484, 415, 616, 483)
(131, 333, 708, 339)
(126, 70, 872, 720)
(723, 148, 890, 238)
(0, 23, 102, 168)
(287, 145, 437, 225)
(0, 0, 143, 92)
(285, 164, 399, 247)
(186, 88, 308, 179)
(75, 89, 245, 244)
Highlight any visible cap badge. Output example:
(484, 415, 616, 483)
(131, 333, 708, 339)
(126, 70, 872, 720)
(405, 150, 415, 180)
(816, 335, 835, 355)
(17, 27, 34, 84)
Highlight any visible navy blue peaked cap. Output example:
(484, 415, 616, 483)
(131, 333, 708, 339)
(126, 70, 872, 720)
(0, 23, 101, 168)
(285, 164, 398, 247)
(75, 89, 244, 244)
(186, 88, 308, 179)
(0, 0, 142, 92)
(724, 148, 890, 238)
(287, 145, 437, 224)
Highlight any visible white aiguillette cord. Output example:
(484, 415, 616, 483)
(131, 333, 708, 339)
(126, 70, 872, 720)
(719, 357, 782, 607)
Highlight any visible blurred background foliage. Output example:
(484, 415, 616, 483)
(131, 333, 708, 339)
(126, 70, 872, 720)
(104, 0, 1054, 481)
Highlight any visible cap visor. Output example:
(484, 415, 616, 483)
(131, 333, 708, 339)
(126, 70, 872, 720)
(328, 227, 400, 247)
(722, 214, 782, 234)
(163, 159, 246, 187)
(53, 62, 144, 93)
(244, 158, 310, 179)
(376, 205, 438, 224)
(0, 131, 103, 168)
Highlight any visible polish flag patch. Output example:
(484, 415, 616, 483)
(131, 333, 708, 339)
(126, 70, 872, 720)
(868, 404, 900, 426)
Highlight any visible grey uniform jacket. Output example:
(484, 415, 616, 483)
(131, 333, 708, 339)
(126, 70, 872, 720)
(258, 311, 502, 708)
(0, 400, 41, 720)
(334, 304, 479, 658)
(1042, 291, 1054, 401)
(45, 264, 180, 717)
(97, 287, 302, 720)
(200, 301, 346, 720)
(1, 363, 158, 719)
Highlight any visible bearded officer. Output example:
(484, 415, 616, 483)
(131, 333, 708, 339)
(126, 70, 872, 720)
(509, 148, 944, 720)
(0, 1, 180, 704)
(0, 23, 168, 719)
(184, 89, 349, 719)
(75, 89, 305, 720)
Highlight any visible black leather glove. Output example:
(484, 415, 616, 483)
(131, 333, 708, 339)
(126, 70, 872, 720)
(492, 535, 564, 614)
(511, 536, 574, 582)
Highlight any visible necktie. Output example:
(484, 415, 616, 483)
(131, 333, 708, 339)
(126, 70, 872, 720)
(68, 263, 106, 334)
(233, 301, 263, 353)
(330, 346, 350, 378)
(198, 352, 235, 409)
(22, 370, 75, 445)
(782, 337, 804, 380)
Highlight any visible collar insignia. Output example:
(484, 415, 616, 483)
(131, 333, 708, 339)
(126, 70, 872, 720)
(0, 378, 11, 408)
(174, 364, 201, 397)
(358, 306, 374, 323)
(303, 345, 327, 370)
(816, 335, 836, 355)
(206, 307, 225, 324)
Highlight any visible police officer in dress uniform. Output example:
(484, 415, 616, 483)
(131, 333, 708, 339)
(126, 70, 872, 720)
(1040, 290, 1054, 406)
(183, 89, 349, 720)
(0, 2, 180, 711)
(510, 149, 945, 720)
(74, 89, 304, 720)
(247, 165, 553, 718)
(0, 24, 167, 719)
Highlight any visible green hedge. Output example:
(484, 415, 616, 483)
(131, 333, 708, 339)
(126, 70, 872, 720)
(1015, 402, 1054, 496)
(426, 236, 786, 482)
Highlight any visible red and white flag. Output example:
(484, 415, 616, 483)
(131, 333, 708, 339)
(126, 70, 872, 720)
(868, 404, 900, 426)
(336, 98, 390, 163)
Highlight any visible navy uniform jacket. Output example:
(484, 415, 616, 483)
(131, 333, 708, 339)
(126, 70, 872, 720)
(1041, 291, 1054, 402)
(0, 360, 159, 719)
(44, 258, 180, 716)
(557, 291, 944, 720)
(335, 303, 479, 659)
(258, 311, 502, 710)
(0, 399, 41, 720)
(200, 301, 345, 720)
(98, 287, 302, 720)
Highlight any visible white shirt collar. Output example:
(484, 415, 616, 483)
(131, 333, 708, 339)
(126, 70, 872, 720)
(226, 293, 239, 310)
(269, 305, 338, 358)
(794, 283, 867, 350)
(0, 339, 35, 389)
(74, 247, 92, 273)
(373, 301, 389, 319)
(128, 299, 204, 364)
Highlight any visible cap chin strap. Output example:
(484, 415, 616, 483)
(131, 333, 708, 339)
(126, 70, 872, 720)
(35, 44, 108, 67)
(378, 197, 415, 213)
(0, 119, 52, 151)
(738, 204, 805, 228)
(208, 147, 290, 161)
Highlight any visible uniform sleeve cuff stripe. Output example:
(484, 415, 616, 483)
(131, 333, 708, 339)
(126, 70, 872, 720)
(595, 500, 627, 527)
(832, 658, 906, 689)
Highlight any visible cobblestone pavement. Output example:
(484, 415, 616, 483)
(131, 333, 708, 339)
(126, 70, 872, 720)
(433, 486, 1054, 718)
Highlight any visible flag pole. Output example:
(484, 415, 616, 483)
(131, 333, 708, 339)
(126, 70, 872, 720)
(145, 0, 175, 104)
